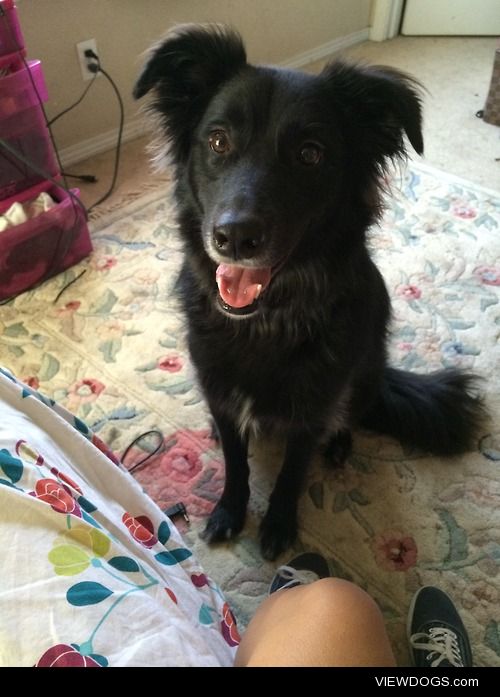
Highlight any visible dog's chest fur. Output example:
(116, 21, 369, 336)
(184, 288, 359, 438)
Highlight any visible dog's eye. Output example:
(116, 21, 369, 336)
(209, 130, 231, 155)
(298, 142, 323, 166)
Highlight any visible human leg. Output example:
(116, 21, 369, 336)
(235, 555, 396, 667)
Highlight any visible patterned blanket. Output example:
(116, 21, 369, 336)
(0, 369, 238, 666)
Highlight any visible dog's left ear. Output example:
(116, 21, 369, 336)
(322, 61, 424, 160)
(134, 24, 247, 163)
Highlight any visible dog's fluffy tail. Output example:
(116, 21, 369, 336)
(361, 367, 486, 455)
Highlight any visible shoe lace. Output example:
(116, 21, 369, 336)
(410, 627, 465, 667)
(274, 565, 320, 591)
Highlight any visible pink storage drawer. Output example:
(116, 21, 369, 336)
(0, 58, 48, 117)
(0, 0, 24, 57)
(0, 59, 55, 199)
(0, 101, 58, 200)
(0, 182, 92, 301)
(0, 49, 22, 74)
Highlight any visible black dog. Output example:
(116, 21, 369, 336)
(134, 25, 484, 560)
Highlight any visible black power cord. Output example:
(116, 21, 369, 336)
(121, 430, 165, 474)
(43, 47, 124, 210)
(119, 429, 191, 524)
(47, 74, 99, 184)
(47, 74, 97, 128)
(62, 173, 98, 183)
(84, 49, 124, 213)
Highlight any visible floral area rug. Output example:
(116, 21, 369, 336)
(1, 160, 499, 666)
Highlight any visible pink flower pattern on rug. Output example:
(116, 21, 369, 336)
(374, 530, 418, 572)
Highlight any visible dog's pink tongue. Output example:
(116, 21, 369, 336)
(216, 264, 271, 308)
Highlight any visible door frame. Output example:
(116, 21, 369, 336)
(370, 0, 404, 41)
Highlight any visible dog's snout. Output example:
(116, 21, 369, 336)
(212, 215, 266, 261)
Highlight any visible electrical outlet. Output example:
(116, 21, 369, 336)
(76, 39, 100, 81)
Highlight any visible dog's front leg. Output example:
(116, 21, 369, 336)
(259, 429, 317, 560)
(201, 408, 250, 543)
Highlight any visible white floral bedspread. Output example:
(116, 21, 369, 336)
(0, 369, 239, 667)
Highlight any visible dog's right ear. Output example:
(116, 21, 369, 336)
(134, 24, 246, 163)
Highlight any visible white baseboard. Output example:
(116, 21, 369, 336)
(280, 28, 370, 69)
(59, 117, 149, 167)
(61, 28, 370, 167)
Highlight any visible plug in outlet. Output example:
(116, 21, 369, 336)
(76, 39, 100, 81)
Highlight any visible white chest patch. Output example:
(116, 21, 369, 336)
(231, 389, 260, 438)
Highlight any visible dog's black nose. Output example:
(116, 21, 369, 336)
(213, 215, 266, 260)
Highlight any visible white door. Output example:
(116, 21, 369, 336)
(402, 0, 500, 35)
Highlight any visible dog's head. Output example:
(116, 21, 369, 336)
(135, 24, 423, 318)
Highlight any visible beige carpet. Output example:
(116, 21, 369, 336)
(1, 160, 499, 666)
(339, 36, 500, 190)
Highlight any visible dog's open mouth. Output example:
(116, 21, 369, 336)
(216, 264, 272, 316)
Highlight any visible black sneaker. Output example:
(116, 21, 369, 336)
(407, 586, 473, 667)
(269, 552, 330, 594)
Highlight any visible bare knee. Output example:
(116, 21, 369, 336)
(235, 577, 396, 667)
(303, 578, 385, 625)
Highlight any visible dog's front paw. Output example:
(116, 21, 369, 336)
(259, 511, 297, 561)
(201, 502, 246, 543)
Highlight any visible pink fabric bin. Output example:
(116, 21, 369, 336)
(0, 182, 92, 301)
(0, 0, 25, 57)
(0, 58, 57, 200)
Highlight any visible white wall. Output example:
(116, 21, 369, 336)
(15, 0, 372, 157)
